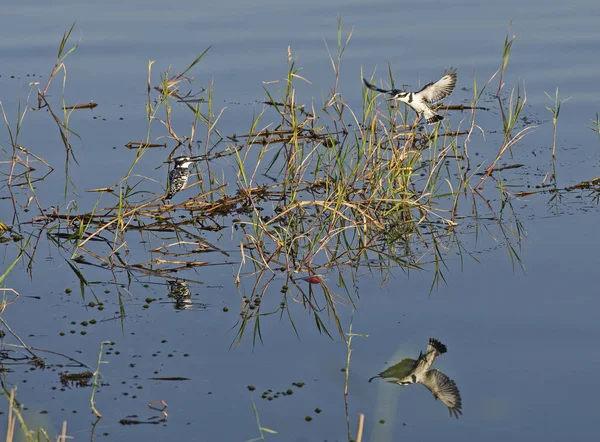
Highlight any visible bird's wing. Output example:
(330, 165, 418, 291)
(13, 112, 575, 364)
(417, 69, 457, 104)
(421, 369, 463, 418)
(363, 78, 403, 96)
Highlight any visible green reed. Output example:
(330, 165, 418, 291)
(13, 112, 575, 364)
(545, 87, 570, 159)
(0, 21, 537, 345)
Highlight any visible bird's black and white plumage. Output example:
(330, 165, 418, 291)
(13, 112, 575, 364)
(167, 280, 192, 310)
(369, 338, 462, 418)
(165, 156, 203, 201)
(419, 368, 462, 418)
(363, 68, 457, 124)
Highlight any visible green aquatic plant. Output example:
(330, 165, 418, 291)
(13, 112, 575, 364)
(588, 113, 600, 137)
(545, 87, 570, 158)
(0, 21, 535, 347)
(246, 400, 278, 442)
(496, 23, 517, 98)
(3, 387, 69, 442)
(90, 340, 113, 418)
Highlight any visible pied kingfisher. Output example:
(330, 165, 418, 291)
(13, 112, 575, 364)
(167, 280, 192, 310)
(363, 68, 457, 124)
(165, 155, 203, 202)
(369, 338, 462, 418)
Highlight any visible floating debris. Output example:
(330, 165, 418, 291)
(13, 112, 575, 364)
(124, 141, 167, 149)
(59, 371, 93, 388)
(63, 101, 97, 110)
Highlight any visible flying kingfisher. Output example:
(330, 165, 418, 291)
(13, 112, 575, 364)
(363, 68, 457, 124)
(164, 155, 204, 202)
(369, 337, 463, 418)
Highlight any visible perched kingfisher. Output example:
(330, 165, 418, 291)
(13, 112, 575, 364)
(363, 68, 457, 124)
(369, 338, 462, 418)
(165, 155, 203, 202)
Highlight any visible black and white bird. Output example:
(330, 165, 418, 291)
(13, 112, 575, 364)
(363, 68, 457, 124)
(165, 155, 203, 202)
(167, 280, 192, 310)
(369, 338, 462, 418)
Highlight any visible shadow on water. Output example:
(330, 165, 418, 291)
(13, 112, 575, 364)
(1, 20, 600, 442)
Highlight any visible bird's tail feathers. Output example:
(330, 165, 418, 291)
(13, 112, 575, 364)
(426, 114, 444, 124)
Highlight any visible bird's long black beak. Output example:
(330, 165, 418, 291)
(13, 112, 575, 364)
(181, 155, 205, 163)
(164, 155, 206, 165)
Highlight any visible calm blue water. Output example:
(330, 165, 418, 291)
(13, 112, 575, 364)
(2, 1, 600, 441)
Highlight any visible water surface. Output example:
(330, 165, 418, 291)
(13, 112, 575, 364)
(1, 1, 600, 441)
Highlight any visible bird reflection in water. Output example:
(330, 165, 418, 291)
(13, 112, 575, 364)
(167, 280, 193, 310)
(369, 338, 462, 418)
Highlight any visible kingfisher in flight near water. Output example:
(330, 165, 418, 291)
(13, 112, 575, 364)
(369, 337, 463, 418)
(165, 155, 204, 202)
(363, 68, 457, 124)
